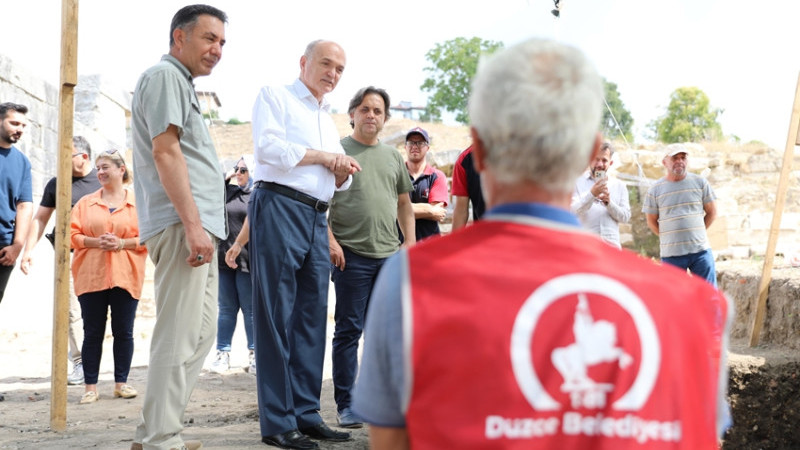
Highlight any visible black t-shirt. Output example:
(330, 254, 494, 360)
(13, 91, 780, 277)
(41, 168, 101, 208)
(397, 171, 442, 244)
(409, 172, 441, 241)
(218, 183, 251, 273)
(41, 169, 101, 245)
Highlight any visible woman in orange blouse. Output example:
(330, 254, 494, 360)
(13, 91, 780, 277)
(70, 149, 147, 405)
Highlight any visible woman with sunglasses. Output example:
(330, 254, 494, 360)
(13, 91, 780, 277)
(70, 149, 147, 404)
(210, 155, 256, 374)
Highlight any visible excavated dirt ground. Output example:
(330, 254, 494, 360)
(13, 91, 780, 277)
(719, 260, 800, 448)
(724, 345, 800, 449)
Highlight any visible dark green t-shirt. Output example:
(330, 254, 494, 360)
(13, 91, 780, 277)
(329, 136, 413, 258)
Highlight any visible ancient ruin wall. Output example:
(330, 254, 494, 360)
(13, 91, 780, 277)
(0, 53, 130, 198)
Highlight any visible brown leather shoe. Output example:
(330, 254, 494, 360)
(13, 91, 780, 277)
(130, 444, 142, 450)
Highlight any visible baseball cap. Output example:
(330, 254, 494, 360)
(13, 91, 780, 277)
(663, 143, 689, 159)
(406, 127, 430, 143)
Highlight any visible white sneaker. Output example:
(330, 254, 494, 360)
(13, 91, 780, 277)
(68, 362, 84, 385)
(209, 351, 230, 374)
(247, 350, 256, 376)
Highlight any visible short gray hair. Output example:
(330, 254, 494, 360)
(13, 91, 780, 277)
(72, 135, 92, 158)
(600, 141, 614, 157)
(468, 38, 603, 193)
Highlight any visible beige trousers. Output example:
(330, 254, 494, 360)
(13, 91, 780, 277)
(68, 267, 83, 365)
(134, 223, 218, 450)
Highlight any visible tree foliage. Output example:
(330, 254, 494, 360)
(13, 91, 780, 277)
(602, 79, 634, 142)
(420, 37, 503, 124)
(650, 87, 723, 143)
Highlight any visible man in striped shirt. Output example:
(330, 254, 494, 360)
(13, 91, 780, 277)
(643, 143, 718, 286)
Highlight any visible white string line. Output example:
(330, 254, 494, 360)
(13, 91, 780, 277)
(603, 96, 651, 189)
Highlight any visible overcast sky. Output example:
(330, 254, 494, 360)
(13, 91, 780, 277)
(6, 0, 800, 149)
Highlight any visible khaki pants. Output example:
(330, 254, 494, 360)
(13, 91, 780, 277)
(134, 224, 218, 450)
(68, 267, 83, 365)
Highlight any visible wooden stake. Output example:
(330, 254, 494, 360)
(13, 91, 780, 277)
(51, 0, 78, 431)
(748, 72, 800, 346)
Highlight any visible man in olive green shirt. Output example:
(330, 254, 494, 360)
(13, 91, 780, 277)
(327, 86, 415, 428)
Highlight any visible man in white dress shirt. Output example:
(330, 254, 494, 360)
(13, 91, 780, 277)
(249, 39, 361, 450)
(571, 141, 630, 248)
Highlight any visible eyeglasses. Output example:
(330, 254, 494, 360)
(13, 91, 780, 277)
(234, 167, 248, 174)
(71, 153, 84, 158)
(104, 149, 119, 155)
(406, 141, 428, 149)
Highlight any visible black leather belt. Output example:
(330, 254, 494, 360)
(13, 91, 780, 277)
(255, 181, 329, 212)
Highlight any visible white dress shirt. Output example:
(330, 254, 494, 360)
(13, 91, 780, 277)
(251, 78, 351, 202)
(571, 170, 631, 248)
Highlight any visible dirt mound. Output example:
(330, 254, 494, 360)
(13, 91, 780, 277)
(724, 350, 800, 448)
(207, 115, 472, 168)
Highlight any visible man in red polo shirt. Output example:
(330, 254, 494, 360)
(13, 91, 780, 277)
(353, 38, 731, 450)
(402, 127, 448, 242)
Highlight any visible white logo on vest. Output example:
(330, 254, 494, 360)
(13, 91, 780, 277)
(510, 273, 660, 411)
(483, 274, 681, 443)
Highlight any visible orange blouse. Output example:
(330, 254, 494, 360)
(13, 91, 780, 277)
(70, 188, 147, 299)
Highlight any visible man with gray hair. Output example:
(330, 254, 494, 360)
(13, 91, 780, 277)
(643, 143, 718, 286)
(250, 39, 359, 449)
(20, 136, 101, 386)
(352, 38, 731, 449)
(571, 141, 630, 248)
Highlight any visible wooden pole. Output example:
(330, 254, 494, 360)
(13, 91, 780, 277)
(51, 0, 78, 431)
(748, 72, 800, 347)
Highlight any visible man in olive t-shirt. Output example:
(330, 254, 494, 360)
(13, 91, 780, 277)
(327, 86, 415, 428)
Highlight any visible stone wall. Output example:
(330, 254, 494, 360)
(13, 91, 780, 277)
(0, 53, 130, 198)
(718, 260, 800, 349)
(614, 142, 800, 260)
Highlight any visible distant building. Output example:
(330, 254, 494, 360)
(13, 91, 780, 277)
(390, 101, 426, 120)
(197, 91, 221, 119)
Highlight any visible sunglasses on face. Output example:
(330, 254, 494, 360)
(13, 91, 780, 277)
(234, 167, 248, 174)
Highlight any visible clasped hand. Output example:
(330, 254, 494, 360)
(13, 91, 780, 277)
(98, 232, 121, 251)
(327, 154, 362, 181)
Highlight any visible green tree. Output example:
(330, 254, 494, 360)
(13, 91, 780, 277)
(650, 87, 723, 143)
(602, 79, 634, 142)
(420, 37, 503, 124)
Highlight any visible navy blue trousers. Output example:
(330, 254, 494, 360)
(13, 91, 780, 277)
(662, 248, 717, 287)
(331, 247, 386, 412)
(78, 287, 138, 384)
(249, 188, 329, 436)
(0, 263, 13, 303)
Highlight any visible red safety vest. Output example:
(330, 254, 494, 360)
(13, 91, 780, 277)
(404, 217, 727, 449)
